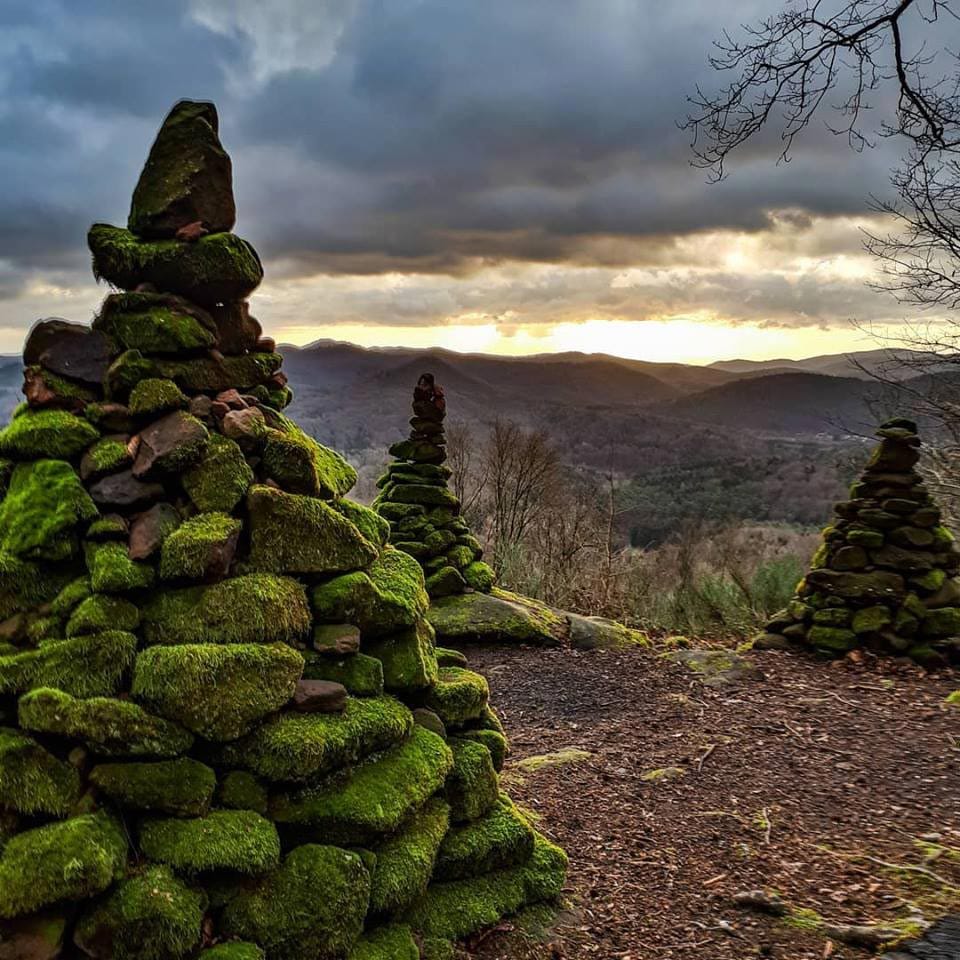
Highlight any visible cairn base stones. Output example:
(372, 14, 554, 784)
(763, 419, 960, 665)
(0, 100, 565, 960)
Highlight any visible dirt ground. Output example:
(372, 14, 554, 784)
(458, 643, 960, 960)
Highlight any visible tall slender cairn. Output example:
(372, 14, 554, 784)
(374, 375, 495, 599)
(762, 418, 960, 665)
(0, 100, 565, 960)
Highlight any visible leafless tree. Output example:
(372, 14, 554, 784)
(445, 419, 488, 525)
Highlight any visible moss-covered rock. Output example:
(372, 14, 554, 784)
(0, 631, 138, 698)
(0, 409, 99, 460)
(199, 945, 265, 960)
(89, 223, 263, 305)
(182, 434, 254, 514)
(446, 738, 499, 823)
(921, 606, 960, 637)
(0, 460, 97, 561)
(807, 625, 858, 653)
(270, 726, 454, 844)
(0, 812, 127, 919)
(427, 590, 565, 648)
(261, 415, 357, 499)
(51, 575, 92, 616)
(311, 548, 429, 639)
(334, 499, 390, 548)
(402, 834, 567, 941)
(80, 437, 133, 483)
(132, 643, 303, 741)
(95, 299, 216, 356)
(129, 378, 189, 417)
(347, 925, 419, 960)
(217, 771, 269, 816)
(458, 728, 508, 772)
(74, 864, 204, 960)
(67, 594, 141, 636)
(425, 668, 489, 728)
(363, 619, 439, 695)
(302, 652, 384, 698)
(19, 688, 194, 758)
(141, 574, 310, 646)
(159, 512, 241, 582)
(89, 758, 216, 816)
(139, 810, 280, 875)
(0, 727, 81, 816)
(153, 353, 281, 394)
(462, 561, 495, 592)
(212, 696, 413, 783)
(220, 844, 370, 960)
(105, 350, 158, 400)
(245, 485, 378, 575)
(434, 795, 535, 881)
(369, 797, 450, 914)
(87, 541, 156, 593)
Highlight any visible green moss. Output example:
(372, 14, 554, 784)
(245, 485, 377, 575)
(911, 568, 947, 592)
(90, 758, 216, 816)
(199, 945, 265, 960)
(0, 409, 99, 460)
(0, 727, 81, 816)
(435, 646, 468, 668)
(463, 561, 496, 592)
(74, 864, 203, 960)
(302, 652, 384, 697)
(419, 937, 457, 960)
(347, 925, 419, 960)
(182, 434, 254, 513)
(217, 771, 269, 816)
(270, 726, 454, 844)
(89, 223, 263, 305)
(86, 541, 155, 593)
(363, 619, 439, 695)
(27, 615, 60, 643)
(260, 413, 357, 498)
(446, 738, 499, 823)
(370, 797, 450, 914)
(221, 844, 370, 960)
(129, 378, 189, 416)
(82, 437, 132, 480)
(106, 350, 158, 399)
(140, 809, 280, 875)
(435, 795, 535, 881)
(19, 687, 194, 758)
(851, 605, 893, 634)
(87, 515, 129, 541)
(425, 566, 467, 597)
(133, 642, 303, 742)
(212, 696, 413, 783)
(922, 606, 960, 637)
(387, 484, 459, 508)
(159, 512, 241, 581)
(0, 631, 137, 698)
(153, 353, 282, 393)
(334, 499, 390, 547)
(426, 590, 565, 647)
(946, 690, 960, 705)
(377, 502, 425, 522)
(459, 728, 508, 771)
(0, 460, 97, 561)
(311, 548, 429, 639)
(67, 594, 140, 636)
(426, 667, 489, 728)
(0, 812, 127, 919)
(141, 574, 310, 646)
(806, 625, 858, 653)
(0, 554, 77, 621)
(96, 305, 216, 355)
(402, 833, 567, 941)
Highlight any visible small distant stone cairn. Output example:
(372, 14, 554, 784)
(374, 374, 496, 599)
(762, 418, 960, 664)
(0, 101, 565, 960)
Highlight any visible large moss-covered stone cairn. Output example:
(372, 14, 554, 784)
(762, 418, 960, 665)
(0, 100, 566, 960)
(373, 375, 495, 600)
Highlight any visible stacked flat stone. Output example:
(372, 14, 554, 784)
(374, 375, 495, 599)
(763, 418, 960, 665)
(0, 100, 565, 960)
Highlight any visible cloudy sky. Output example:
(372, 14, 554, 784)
(0, 0, 953, 362)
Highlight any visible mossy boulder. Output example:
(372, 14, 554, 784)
(129, 378, 189, 417)
(363, 619, 439, 695)
(212, 696, 413, 783)
(446, 739, 499, 823)
(220, 844, 371, 960)
(217, 771, 269, 816)
(54, 577, 94, 618)
(182, 434, 254, 514)
(73, 864, 204, 960)
(89, 224, 263, 306)
(141, 574, 310, 646)
(261, 415, 357, 498)
(270, 726, 454, 844)
(425, 668, 489, 728)
(851, 605, 893, 634)
(311, 548, 429, 639)
(19, 688, 194, 758)
(387, 484, 459, 509)
(89, 758, 216, 817)
(86, 541, 155, 593)
(154, 353, 281, 394)
(0, 812, 127, 919)
(80, 437, 133, 483)
(425, 566, 467, 598)
(303, 651, 385, 698)
(807, 625, 858, 653)
(245, 486, 377, 575)
(427, 590, 565, 648)
(200, 945, 265, 960)
(0, 409, 99, 460)
(921, 606, 960, 637)
(159, 512, 241, 582)
(348, 925, 419, 960)
(462, 561, 495, 592)
(0, 727, 81, 816)
(133, 643, 303, 741)
(458, 728, 508, 771)
(334, 499, 390, 547)
(0, 459, 97, 561)
(67, 594, 140, 636)
(95, 299, 216, 355)
(139, 810, 280, 875)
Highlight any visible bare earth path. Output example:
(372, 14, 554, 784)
(459, 644, 960, 960)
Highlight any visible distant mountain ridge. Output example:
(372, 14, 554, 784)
(709, 347, 944, 381)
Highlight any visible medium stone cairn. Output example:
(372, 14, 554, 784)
(0, 100, 565, 960)
(374, 375, 495, 599)
(762, 418, 960, 665)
